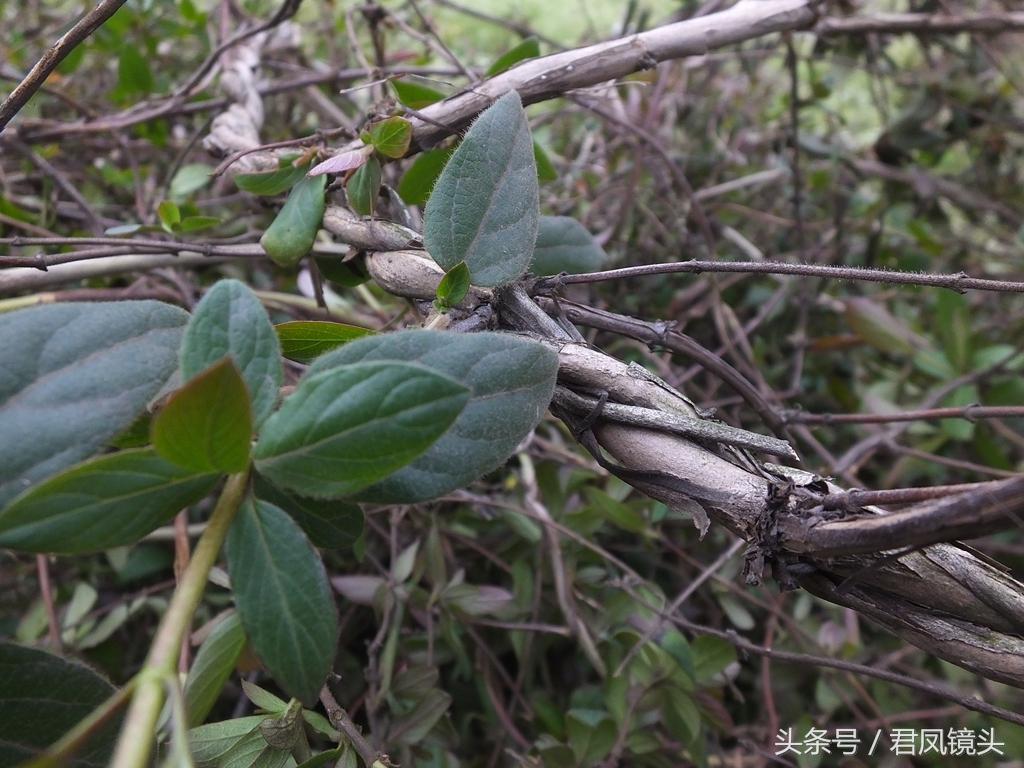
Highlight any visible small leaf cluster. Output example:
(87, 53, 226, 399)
(0, 276, 557, 717)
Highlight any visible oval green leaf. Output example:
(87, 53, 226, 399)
(157, 200, 180, 230)
(397, 147, 453, 207)
(236, 161, 311, 196)
(180, 279, 283, 428)
(435, 261, 470, 308)
(255, 477, 363, 550)
(534, 140, 557, 183)
(226, 498, 339, 705)
(309, 330, 558, 502)
(0, 642, 122, 767)
(486, 36, 540, 76)
(391, 79, 445, 109)
(253, 361, 470, 498)
(260, 173, 327, 267)
(0, 301, 187, 507)
(346, 154, 381, 216)
(424, 91, 539, 287)
(275, 321, 374, 364)
(0, 448, 218, 554)
(184, 611, 247, 726)
(362, 116, 413, 159)
(152, 358, 253, 473)
(314, 255, 370, 287)
(530, 215, 608, 275)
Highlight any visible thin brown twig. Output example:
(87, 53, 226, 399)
(819, 481, 1002, 511)
(0, 0, 128, 133)
(36, 554, 62, 651)
(541, 259, 1024, 294)
(816, 11, 1024, 36)
(785, 404, 1024, 425)
(320, 683, 388, 767)
(785, 36, 805, 257)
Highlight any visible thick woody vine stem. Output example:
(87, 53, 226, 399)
(355, 241, 1024, 689)
(206, 0, 823, 173)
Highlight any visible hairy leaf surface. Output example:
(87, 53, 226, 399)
(531, 215, 608, 275)
(310, 331, 558, 502)
(152, 358, 252, 473)
(0, 448, 218, 554)
(255, 478, 363, 550)
(0, 642, 121, 767)
(424, 91, 538, 286)
(253, 361, 469, 498)
(181, 279, 282, 427)
(260, 173, 327, 267)
(0, 301, 186, 506)
(226, 499, 338, 705)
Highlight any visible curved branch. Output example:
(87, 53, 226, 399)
(0, 0, 128, 134)
(355, 244, 1024, 690)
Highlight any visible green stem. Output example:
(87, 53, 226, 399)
(109, 469, 250, 768)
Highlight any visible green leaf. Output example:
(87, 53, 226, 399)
(314, 256, 370, 287)
(226, 499, 339, 705)
(185, 611, 248, 726)
(178, 215, 221, 233)
(117, 46, 154, 96)
(390, 689, 452, 746)
(309, 330, 558, 503)
(0, 448, 218, 554)
(0, 300, 187, 507)
(255, 477, 364, 550)
(663, 686, 701, 743)
(424, 91, 539, 287)
(188, 715, 265, 763)
(566, 709, 615, 767)
(936, 291, 972, 373)
(346, 155, 381, 216)
(158, 199, 181, 231)
(152, 358, 253, 473)
(0, 642, 122, 767)
(253, 361, 470, 498)
(844, 298, 922, 356)
(171, 163, 212, 199)
(534, 141, 557, 183)
(435, 261, 470, 309)
(486, 37, 540, 76)
(236, 162, 310, 196)
(583, 487, 645, 533)
(692, 636, 737, 685)
(941, 384, 979, 442)
(362, 116, 413, 159)
(398, 147, 453, 207)
(441, 583, 514, 617)
(296, 747, 347, 768)
(181, 279, 283, 428)
(275, 321, 374, 364)
(242, 680, 289, 713)
(391, 79, 445, 109)
(660, 629, 695, 682)
(260, 173, 327, 267)
(531, 215, 608, 275)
